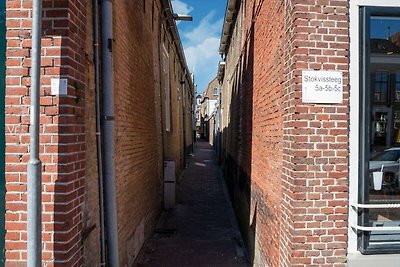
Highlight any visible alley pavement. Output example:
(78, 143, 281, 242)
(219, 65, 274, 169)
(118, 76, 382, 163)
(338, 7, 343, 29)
(136, 140, 249, 267)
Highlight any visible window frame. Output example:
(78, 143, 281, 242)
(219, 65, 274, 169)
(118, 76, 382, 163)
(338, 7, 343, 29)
(213, 87, 218, 96)
(359, 6, 400, 254)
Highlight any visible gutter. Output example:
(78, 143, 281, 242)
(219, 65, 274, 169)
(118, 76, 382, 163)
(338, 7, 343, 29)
(161, 0, 194, 91)
(219, 0, 240, 55)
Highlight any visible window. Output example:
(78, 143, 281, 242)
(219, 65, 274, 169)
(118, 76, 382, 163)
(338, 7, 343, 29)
(359, 7, 400, 254)
(162, 45, 171, 132)
(213, 87, 219, 96)
(395, 71, 400, 102)
(373, 71, 389, 103)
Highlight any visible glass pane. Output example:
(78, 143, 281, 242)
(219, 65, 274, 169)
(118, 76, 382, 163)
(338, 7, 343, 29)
(369, 208, 400, 249)
(396, 72, 400, 102)
(373, 71, 389, 103)
(371, 16, 400, 55)
(365, 15, 400, 252)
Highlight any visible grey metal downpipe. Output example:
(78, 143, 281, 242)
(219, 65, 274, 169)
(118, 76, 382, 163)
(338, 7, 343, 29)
(100, 0, 120, 266)
(93, 0, 106, 265)
(181, 73, 186, 164)
(27, 0, 42, 266)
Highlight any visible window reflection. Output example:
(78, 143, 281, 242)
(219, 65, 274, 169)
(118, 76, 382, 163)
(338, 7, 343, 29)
(371, 16, 400, 49)
(367, 16, 400, 251)
(373, 71, 389, 103)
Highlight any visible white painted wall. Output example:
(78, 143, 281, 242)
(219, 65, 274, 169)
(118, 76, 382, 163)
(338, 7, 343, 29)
(206, 100, 217, 118)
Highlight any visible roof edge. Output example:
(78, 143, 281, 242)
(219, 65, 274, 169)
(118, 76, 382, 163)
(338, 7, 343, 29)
(162, 0, 194, 91)
(219, 0, 239, 55)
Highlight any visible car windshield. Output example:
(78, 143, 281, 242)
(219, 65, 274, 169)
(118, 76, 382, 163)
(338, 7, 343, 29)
(371, 150, 400, 161)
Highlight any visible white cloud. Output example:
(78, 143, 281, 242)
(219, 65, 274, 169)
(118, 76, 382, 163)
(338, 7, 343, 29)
(171, 0, 193, 16)
(180, 11, 224, 91)
(184, 11, 223, 45)
(185, 37, 220, 72)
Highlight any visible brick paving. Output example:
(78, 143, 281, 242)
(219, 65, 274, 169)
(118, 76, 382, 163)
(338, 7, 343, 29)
(136, 140, 249, 267)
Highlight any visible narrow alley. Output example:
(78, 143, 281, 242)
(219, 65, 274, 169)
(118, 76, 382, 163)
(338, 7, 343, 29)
(6, 0, 400, 266)
(136, 140, 248, 267)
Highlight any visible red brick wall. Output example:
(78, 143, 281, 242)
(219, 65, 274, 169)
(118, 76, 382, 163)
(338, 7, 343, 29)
(281, 1, 349, 265)
(219, 0, 283, 264)
(4, 1, 31, 262)
(113, 0, 163, 265)
(5, 0, 89, 264)
(220, 0, 349, 266)
(250, 0, 285, 265)
(5, 0, 192, 266)
(81, 0, 101, 265)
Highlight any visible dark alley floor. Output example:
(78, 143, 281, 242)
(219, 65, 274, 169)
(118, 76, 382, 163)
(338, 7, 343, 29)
(136, 140, 249, 267)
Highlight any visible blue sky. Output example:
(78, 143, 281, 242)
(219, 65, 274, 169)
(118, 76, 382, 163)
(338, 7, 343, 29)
(171, 0, 226, 94)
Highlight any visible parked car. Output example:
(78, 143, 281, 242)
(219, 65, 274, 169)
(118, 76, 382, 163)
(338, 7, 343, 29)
(369, 148, 400, 188)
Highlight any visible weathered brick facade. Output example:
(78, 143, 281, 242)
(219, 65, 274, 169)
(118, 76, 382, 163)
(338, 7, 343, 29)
(4, 0, 194, 265)
(158, 3, 195, 179)
(218, 0, 349, 266)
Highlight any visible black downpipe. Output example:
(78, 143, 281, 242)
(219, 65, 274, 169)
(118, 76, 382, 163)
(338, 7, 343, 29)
(92, 0, 106, 264)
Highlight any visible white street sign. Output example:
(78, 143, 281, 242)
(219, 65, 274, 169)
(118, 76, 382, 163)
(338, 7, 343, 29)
(302, 70, 343, 104)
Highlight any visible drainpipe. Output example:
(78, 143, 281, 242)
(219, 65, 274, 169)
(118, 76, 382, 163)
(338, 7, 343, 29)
(93, 0, 106, 265)
(27, 0, 42, 266)
(181, 73, 186, 165)
(100, 0, 120, 266)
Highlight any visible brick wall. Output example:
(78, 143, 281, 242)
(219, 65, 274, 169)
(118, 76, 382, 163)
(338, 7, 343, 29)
(4, 0, 193, 265)
(220, 0, 252, 259)
(281, 1, 349, 265)
(5, 1, 97, 266)
(6, 0, 89, 265)
(162, 39, 183, 176)
(5, 1, 31, 262)
(81, 0, 101, 265)
(158, 5, 194, 180)
(249, 0, 285, 265)
(219, 0, 350, 266)
(113, 0, 163, 266)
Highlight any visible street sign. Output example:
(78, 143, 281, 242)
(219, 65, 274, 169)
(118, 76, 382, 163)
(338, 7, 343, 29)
(302, 70, 343, 104)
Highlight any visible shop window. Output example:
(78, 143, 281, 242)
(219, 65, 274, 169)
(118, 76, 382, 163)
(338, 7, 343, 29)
(359, 7, 400, 254)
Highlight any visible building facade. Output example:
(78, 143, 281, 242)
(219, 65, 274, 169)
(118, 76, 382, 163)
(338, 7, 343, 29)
(3, 0, 194, 265)
(217, 0, 400, 266)
(195, 94, 202, 134)
(199, 77, 220, 143)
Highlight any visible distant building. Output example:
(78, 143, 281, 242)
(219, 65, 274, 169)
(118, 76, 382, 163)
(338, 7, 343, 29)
(199, 77, 220, 143)
(195, 94, 202, 133)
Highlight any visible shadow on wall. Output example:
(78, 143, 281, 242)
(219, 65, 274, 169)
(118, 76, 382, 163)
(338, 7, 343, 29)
(218, 4, 256, 264)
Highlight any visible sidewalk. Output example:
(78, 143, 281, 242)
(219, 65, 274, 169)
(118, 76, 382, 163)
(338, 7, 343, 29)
(136, 140, 248, 267)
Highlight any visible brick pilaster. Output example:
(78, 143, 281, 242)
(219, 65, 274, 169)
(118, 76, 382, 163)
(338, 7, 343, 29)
(5, 0, 88, 265)
(281, 0, 349, 266)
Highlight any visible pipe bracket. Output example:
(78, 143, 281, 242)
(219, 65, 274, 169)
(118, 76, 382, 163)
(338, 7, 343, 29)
(103, 116, 115, 121)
